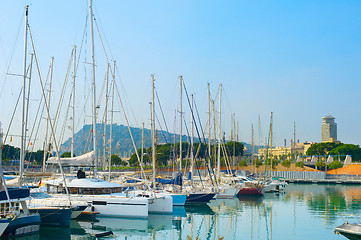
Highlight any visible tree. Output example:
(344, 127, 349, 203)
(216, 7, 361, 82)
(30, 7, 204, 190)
(281, 159, 291, 168)
(225, 141, 244, 157)
(295, 161, 304, 168)
(239, 160, 247, 167)
(306, 142, 341, 156)
(111, 154, 123, 165)
(328, 160, 343, 170)
(329, 144, 361, 161)
(129, 148, 151, 167)
(315, 161, 326, 170)
(60, 152, 76, 158)
(254, 159, 263, 169)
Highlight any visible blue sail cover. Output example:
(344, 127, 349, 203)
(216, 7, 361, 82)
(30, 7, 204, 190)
(156, 172, 182, 186)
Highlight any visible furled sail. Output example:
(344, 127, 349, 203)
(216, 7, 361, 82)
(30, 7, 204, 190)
(46, 151, 94, 166)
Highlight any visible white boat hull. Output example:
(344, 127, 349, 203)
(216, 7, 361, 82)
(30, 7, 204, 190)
(216, 186, 238, 199)
(55, 194, 149, 218)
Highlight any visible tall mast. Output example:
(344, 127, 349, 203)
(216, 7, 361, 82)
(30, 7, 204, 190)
(151, 74, 156, 184)
(89, 0, 98, 178)
(42, 57, 53, 172)
(270, 112, 273, 177)
(71, 46, 76, 158)
(20, 5, 29, 187)
(237, 122, 239, 142)
(190, 94, 194, 183)
(179, 76, 183, 172)
(251, 124, 254, 173)
(258, 114, 261, 158)
(293, 121, 296, 154)
(217, 84, 222, 180)
(141, 122, 144, 167)
(231, 114, 233, 141)
(207, 83, 211, 163)
(103, 64, 109, 170)
(108, 61, 115, 180)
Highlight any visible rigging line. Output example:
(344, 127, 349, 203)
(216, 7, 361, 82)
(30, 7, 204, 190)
(183, 82, 217, 187)
(194, 97, 218, 186)
(182, 84, 209, 187)
(75, 14, 88, 74)
(3, 87, 22, 144)
(26, 58, 52, 151)
(57, 89, 73, 148)
(154, 111, 179, 170)
(75, 89, 91, 131)
(3, 56, 32, 144)
(0, 9, 25, 98)
(155, 88, 172, 144)
(115, 64, 139, 128)
(28, 24, 71, 201)
(222, 87, 234, 118)
(182, 114, 192, 177)
(220, 138, 232, 175)
(47, 50, 74, 150)
(24, 55, 33, 162)
(94, 18, 139, 129)
(93, 7, 114, 60)
(113, 77, 146, 179)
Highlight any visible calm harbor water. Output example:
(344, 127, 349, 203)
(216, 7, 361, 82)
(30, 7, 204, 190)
(14, 183, 361, 240)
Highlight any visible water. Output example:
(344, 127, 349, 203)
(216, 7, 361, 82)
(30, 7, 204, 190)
(16, 183, 361, 240)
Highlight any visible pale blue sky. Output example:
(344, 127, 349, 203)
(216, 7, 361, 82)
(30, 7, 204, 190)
(0, 0, 361, 150)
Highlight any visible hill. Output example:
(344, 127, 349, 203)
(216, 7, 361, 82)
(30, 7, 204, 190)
(60, 124, 190, 157)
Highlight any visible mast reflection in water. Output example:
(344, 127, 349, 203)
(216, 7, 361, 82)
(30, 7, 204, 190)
(33, 184, 360, 240)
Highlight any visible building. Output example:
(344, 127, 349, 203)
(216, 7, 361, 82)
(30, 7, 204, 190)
(322, 115, 337, 142)
(258, 141, 314, 159)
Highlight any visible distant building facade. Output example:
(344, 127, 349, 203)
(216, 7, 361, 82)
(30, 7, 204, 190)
(258, 141, 314, 159)
(322, 115, 337, 142)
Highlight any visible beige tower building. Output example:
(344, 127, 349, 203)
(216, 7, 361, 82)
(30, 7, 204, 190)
(322, 115, 337, 142)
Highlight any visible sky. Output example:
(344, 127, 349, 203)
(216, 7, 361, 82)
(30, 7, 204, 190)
(0, 0, 361, 151)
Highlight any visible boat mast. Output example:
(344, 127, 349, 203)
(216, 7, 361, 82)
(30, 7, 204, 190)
(217, 84, 222, 180)
(251, 124, 254, 173)
(179, 76, 183, 173)
(190, 94, 194, 184)
(141, 122, 144, 167)
(207, 83, 212, 168)
(103, 64, 109, 170)
(71, 46, 76, 158)
(89, 0, 98, 178)
(151, 74, 156, 185)
(108, 61, 115, 180)
(20, 5, 29, 187)
(270, 112, 273, 178)
(42, 57, 53, 172)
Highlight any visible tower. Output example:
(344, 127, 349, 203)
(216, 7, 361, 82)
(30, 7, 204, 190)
(322, 115, 337, 142)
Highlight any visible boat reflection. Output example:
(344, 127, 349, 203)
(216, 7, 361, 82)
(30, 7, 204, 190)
(185, 203, 214, 215)
(172, 206, 186, 217)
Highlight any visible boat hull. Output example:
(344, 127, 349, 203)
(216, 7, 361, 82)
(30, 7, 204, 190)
(148, 196, 173, 214)
(185, 193, 215, 204)
(3, 214, 41, 237)
(237, 187, 264, 196)
(335, 223, 361, 240)
(216, 187, 238, 199)
(69, 195, 149, 218)
(0, 219, 9, 237)
(170, 194, 187, 206)
(29, 207, 72, 227)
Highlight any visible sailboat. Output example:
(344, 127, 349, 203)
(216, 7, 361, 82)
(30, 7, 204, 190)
(0, 119, 41, 237)
(40, 0, 151, 219)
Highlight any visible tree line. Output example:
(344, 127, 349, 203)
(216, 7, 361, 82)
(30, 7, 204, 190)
(128, 141, 244, 167)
